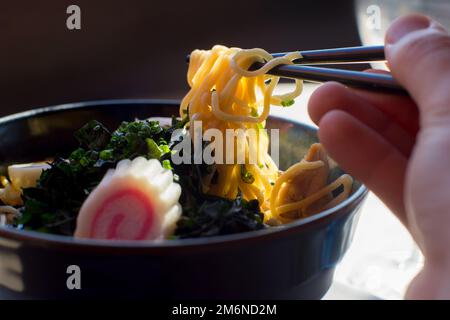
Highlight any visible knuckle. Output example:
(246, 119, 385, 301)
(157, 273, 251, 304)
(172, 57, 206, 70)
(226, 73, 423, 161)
(394, 31, 450, 66)
(390, 30, 450, 112)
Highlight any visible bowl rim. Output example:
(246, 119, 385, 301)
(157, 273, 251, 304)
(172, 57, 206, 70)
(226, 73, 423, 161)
(0, 99, 369, 251)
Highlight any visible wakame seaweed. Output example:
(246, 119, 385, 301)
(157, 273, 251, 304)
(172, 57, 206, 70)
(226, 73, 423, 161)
(18, 117, 266, 237)
(172, 142, 265, 238)
(175, 195, 264, 238)
(19, 119, 171, 235)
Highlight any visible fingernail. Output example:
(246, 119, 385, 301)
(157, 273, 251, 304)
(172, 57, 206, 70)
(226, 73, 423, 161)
(386, 15, 431, 44)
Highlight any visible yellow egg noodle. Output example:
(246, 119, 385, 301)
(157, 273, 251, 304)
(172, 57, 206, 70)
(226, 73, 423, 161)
(181, 45, 353, 224)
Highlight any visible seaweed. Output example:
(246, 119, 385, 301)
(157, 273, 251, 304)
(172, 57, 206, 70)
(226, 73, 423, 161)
(18, 116, 265, 238)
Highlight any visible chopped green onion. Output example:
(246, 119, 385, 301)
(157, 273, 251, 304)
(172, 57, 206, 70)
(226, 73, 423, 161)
(69, 148, 85, 160)
(162, 159, 173, 170)
(99, 149, 114, 161)
(147, 138, 171, 160)
(146, 138, 163, 159)
(240, 165, 255, 184)
(160, 144, 171, 154)
(281, 99, 295, 107)
(79, 157, 90, 167)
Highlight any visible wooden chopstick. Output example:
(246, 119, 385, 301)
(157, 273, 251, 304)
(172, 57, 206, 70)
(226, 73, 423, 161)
(270, 45, 386, 65)
(258, 63, 406, 94)
(185, 45, 408, 94)
(185, 45, 386, 65)
(256, 45, 406, 94)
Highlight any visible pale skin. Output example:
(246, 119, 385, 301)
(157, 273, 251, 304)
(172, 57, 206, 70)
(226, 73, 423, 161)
(308, 14, 450, 299)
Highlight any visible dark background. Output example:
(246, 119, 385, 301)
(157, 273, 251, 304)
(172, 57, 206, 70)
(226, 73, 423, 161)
(0, 0, 361, 116)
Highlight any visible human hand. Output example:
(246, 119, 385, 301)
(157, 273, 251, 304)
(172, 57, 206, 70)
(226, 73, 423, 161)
(308, 14, 450, 299)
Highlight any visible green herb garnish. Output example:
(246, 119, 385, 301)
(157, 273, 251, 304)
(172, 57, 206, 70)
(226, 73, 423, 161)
(281, 99, 295, 107)
(240, 165, 255, 184)
(162, 159, 173, 170)
(146, 138, 164, 159)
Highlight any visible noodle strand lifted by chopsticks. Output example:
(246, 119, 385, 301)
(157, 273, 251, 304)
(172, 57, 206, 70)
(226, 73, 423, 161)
(181, 45, 352, 224)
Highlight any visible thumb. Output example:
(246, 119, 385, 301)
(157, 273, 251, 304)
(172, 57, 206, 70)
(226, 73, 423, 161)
(385, 14, 450, 127)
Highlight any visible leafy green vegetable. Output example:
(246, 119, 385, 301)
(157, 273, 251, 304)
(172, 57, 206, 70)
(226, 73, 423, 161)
(175, 195, 264, 238)
(281, 99, 295, 107)
(19, 114, 266, 238)
(107, 120, 164, 161)
(74, 120, 111, 151)
(173, 142, 265, 238)
(173, 141, 264, 238)
(20, 157, 105, 235)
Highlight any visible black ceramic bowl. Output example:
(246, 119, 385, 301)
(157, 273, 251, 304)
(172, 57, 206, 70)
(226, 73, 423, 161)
(0, 100, 368, 299)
